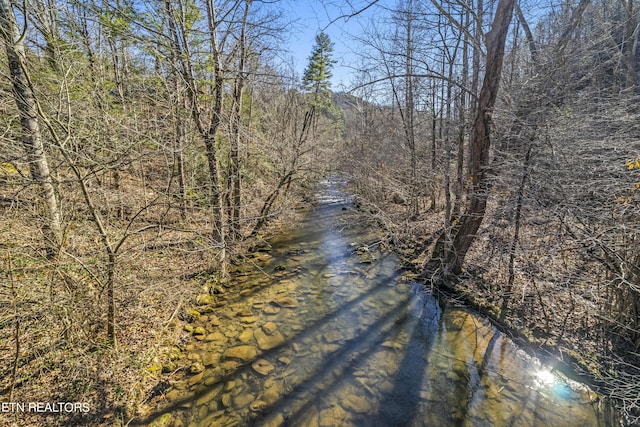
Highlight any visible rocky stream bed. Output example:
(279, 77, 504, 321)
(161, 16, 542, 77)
(139, 178, 619, 427)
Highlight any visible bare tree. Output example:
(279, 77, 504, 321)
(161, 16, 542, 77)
(0, 0, 62, 259)
(437, 0, 517, 278)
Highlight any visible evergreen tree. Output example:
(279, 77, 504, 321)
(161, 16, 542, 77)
(302, 31, 336, 110)
(302, 31, 345, 132)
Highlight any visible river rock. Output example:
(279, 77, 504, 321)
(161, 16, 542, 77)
(250, 400, 267, 411)
(381, 340, 402, 350)
(239, 328, 254, 343)
(318, 405, 348, 427)
(252, 358, 275, 376)
(263, 305, 280, 315)
(323, 330, 343, 343)
(202, 352, 220, 367)
(262, 322, 278, 335)
(272, 296, 298, 308)
(254, 327, 286, 350)
(209, 315, 221, 326)
(221, 393, 232, 407)
(198, 405, 208, 420)
(223, 345, 257, 362)
(321, 344, 340, 354)
(221, 360, 239, 371)
(378, 380, 394, 393)
(343, 395, 371, 414)
(205, 331, 225, 343)
(188, 372, 204, 387)
(262, 383, 284, 405)
(297, 405, 319, 427)
(197, 294, 215, 305)
(278, 356, 291, 365)
(233, 392, 255, 408)
(239, 316, 257, 324)
(189, 362, 205, 374)
(237, 308, 254, 317)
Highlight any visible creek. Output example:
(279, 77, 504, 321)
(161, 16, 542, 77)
(145, 177, 620, 427)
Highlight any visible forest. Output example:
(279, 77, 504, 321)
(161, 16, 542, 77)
(1, 0, 639, 425)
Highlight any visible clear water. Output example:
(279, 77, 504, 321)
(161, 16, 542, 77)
(144, 177, 619, 427)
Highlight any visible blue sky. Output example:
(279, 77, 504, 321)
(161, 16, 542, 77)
(283, 0, 389, 90)
(280, 0, 553, 91)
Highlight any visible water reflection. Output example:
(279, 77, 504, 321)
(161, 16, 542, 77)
(140, 177, 619, 427)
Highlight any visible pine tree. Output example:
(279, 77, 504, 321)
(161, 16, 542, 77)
(302, 31, 336, 111)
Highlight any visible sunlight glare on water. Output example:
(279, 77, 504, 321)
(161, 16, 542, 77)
(535, 369, 557, 387)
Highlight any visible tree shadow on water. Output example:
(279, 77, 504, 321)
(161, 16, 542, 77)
(373, 285, 443, 427)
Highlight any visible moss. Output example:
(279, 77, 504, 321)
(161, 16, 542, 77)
(183, 324, 194, 333)
(147, 363, 163, 375)
(196, 294, 215, 305)
(162, 361, 176, 373)
(185, 309, 201, 322)
(168, 347, 181, 361)
(149, 413, 172, 427)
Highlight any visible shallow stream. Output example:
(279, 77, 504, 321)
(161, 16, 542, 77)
(146, 177, 619, 426)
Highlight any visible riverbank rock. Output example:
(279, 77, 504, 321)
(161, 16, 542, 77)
(196, 294, 215, 305)
(184, 309, 201, 322)
(223, 345, 258, 362)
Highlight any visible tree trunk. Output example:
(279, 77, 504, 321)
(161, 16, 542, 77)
(0, 0, 62, 259)
(441, 0, 517, 276)
(453, 7, 470, 218)
(164, 0, 187, 218)
(228, 0, 251, 240)
(404, 2, 418, 216)
(624, 0, 637, 90)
